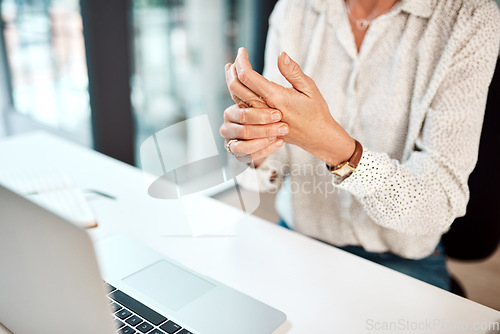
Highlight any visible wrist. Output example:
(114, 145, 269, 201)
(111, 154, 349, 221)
(307, 122, 356, 166)
(325, 139, 363, 180)
(321, 137, 356, 167)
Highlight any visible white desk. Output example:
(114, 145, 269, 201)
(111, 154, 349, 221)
(1, 131, 499, 334)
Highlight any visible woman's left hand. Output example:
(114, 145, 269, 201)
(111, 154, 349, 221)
(230, 48, 355, 166)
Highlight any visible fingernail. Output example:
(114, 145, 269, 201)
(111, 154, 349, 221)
(283, 52, 290, 65)
(279, 125, 289, 135)
(275, 139, 284, 146)
(269, 136, 277, 141)
(225, 63, 231, 70)
(271, 112, 281, 121)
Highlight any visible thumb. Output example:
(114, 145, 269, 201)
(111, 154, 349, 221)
(278, 51, 315, 96)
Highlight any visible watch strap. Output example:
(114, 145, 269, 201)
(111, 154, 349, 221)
(326, 140, 363, 172)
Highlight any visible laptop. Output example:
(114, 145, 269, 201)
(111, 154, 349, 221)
(0, 184, 286, 334)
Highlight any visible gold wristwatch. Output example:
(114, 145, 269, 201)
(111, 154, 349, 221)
(326, 140, 363, 180)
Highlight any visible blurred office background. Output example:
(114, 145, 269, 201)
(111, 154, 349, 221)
(0, 0, 278, 169)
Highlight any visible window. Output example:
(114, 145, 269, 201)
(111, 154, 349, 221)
(1, 0, 275, 171)
(131, 0, 261, 179)
(1, 0, 91, 145)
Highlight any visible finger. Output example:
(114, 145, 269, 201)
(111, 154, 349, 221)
(225, 63, 245, 106)
(224, 105, 282, 125)
(246, 138, 284, 162)
(225, 63, 246, 106)
(278, 51, 316, 97)
(226, 62, 267, 108)
(231, 64, 269, 108)
(226, 137, 280, 155)
(219, 121, 289, 140)
(230, 91, 247, 108)
(234, 47, 283, 106)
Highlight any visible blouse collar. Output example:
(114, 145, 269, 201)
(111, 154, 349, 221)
(311, 0, 434, 19)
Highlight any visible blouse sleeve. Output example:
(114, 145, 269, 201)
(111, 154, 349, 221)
(335, 2, 500, 236)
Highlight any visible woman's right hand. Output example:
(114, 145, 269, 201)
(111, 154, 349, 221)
(219, 104, 288, 166)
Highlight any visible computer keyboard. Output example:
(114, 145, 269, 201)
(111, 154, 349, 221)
(105, 282, 194, 334)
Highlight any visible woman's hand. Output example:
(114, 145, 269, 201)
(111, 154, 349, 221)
(232, 48, 355, 167)
(220, 57, 288, 166)
(219, 104, 287, 165)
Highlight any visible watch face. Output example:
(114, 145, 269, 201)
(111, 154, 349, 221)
(332, 163, 356, 178)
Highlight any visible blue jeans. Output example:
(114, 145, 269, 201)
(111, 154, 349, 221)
(278, 220, 451, 291)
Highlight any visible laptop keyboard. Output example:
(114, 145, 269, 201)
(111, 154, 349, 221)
(105, 282, 194, 334)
